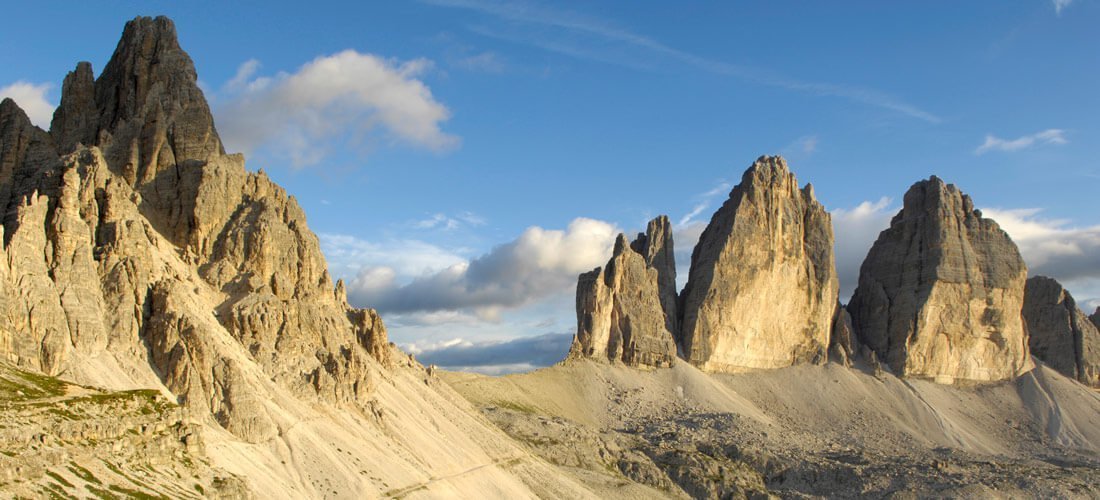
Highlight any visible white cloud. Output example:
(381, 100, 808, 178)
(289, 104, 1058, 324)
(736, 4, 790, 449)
(981, 208, 1100, 283)
(1054, 0, 1074, 15)
(319, 233, 467, 281)
(424, 0, 939, 122)
(831, 197, 896, 300)
(453, 51, 505, 73)
(975, 129, 1067, 155)
(216, 51, 458, 167)
(402, 332, 572, 374)
(0, 81, 54, 128)
(343, 217, 619, 315)
(782, 135, 819, 157)
(414, 211, 487, 231)
(678, 181, 730, 226)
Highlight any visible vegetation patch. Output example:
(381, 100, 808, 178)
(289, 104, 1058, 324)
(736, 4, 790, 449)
(493, 400, 540, 415)
(67, 463, 102, 485)
(45, 470, 74, 489)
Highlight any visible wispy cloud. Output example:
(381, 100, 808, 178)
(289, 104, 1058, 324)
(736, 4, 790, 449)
(216, 51, 458, 167)
(781, 135, 819, 158)
(414, 212, 487, 231)
(1054, 0, 1075, 15)
(974, 129, 1067, 155)
(678, 181, 731, 227)
(423, 0, 940, 122)
(453, 51, 506, 73)
(0, 81, 54, 128)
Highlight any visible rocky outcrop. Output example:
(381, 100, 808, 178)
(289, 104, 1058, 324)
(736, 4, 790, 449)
(1092, 308, 1100, 331)
(678, 156, 838, 373)
(569, 216, 678, 368)
(1023, 277, 1100, 387)
(848, 177, 1030, 384)
(0, 16, 391, 444)
(829, 306, 858, 367)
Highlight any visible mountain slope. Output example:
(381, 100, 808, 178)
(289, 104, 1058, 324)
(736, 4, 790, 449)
(0, 16, 600, 499)
(445, 359, 1100, 497)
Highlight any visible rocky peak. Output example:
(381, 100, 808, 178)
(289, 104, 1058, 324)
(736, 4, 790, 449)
(93, 16, 223, 163)
(678, 155, 838, 373)
(1023, 276, 1100, 387)
(0, 16, 391, 445)
(848, 176, 1030, 383)
(569, 216, 678, 368)
(0, 98, 60, 233)
(49, 61, 96, 152)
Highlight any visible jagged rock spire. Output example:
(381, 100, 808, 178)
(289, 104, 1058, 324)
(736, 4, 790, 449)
(569, 216, 678, 368)
(848, 176, 1031, 383)
(678, 156, 838, 373)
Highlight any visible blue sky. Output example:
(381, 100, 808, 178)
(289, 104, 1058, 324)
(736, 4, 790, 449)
(2, 1, 1098, 373)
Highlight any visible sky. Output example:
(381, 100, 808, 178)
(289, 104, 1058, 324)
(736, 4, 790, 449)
(2, 1, 1098, 374)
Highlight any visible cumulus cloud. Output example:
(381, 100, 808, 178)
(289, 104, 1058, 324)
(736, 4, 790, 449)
(831, 197, 896, 300)
(0, 81, 54, 128)
(216, 51, 458, 167)
(403, 333, 572, 374)
(975, 129, 1067, 155)
(344, 217, 620, 316)
(981, 208, 1100, 283)
(319, 233, 467, 282)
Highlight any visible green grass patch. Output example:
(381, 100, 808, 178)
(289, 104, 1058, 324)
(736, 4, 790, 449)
(493, 400, 540, 414)
(87, 485, 119, 499)
(45, 470, 74, 488)
(67, 463, 101, 485)
(108, 484, 166, 499)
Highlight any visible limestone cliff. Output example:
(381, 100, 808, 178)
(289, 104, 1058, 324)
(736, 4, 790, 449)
(0, 16, 389, 445)
(569, 216, 678, 368)
(1023, 276, 1100, 387)
(678, 156, 839, 373)
(848, 177, 1031, 384)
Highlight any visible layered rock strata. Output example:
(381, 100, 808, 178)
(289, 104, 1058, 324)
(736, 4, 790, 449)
(848, 177, 1031, 383)
(678, 156, 839, 372)
(569, 216, 678, 368)
(0, 16, 390, 444)
(1023, 276, 1100, 387)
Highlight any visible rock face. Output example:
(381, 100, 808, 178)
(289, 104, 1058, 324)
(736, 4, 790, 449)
(678, 156, 838, 372)
(0, 16, 390, 444)
(1023, 276, 1100, 387)
(848, 177, 1030, 384)
(829, 306, 858, 367)
(569, 216, 678, 368)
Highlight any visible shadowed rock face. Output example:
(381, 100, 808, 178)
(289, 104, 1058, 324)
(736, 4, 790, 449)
(1024, 276, 1100, 388)
(0, 16, 390, 443)
(848, 177, 1031, 384)
(678, 156, 838, 373)
(569, 216, 678, 368)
